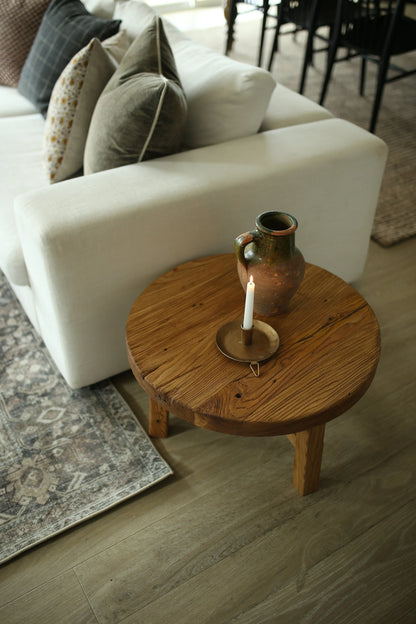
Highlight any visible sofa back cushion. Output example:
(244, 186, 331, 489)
(113, 1, 276, 149)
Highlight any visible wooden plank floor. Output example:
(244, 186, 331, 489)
(1, 236, 415, 624)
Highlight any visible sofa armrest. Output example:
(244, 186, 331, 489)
(14, 118, 387, 387)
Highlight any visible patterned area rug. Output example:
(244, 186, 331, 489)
(0, 272, 172, 565)
(186, 14, 416, 247)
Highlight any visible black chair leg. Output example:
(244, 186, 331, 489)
(369, 54, 390, 133)
(299, 0, 322, 94)
(258, 0, 270, 66)
(225, 0, 238, 55)
(319, 22, 340, 107)
(268, 19, 281, 71)
(360, 56, 367, 95)
(299, 27, 316, 93)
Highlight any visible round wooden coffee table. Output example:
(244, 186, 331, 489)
(126, 254, 380, 495)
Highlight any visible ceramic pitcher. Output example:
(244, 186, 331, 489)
(234, 211, 305, 316)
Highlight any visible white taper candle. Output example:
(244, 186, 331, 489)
(243, 275, 255, 330)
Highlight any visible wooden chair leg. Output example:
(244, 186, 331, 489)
(149, 398, 169, 438)
(289, 424, 325, 495)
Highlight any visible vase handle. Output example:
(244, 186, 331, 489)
(234, 230, 259, 268)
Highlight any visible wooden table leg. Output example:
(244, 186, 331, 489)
(149, 398, 169, 438)
(288, 424, 325, 495)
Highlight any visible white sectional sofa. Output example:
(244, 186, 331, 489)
(0, 0, 388, 388)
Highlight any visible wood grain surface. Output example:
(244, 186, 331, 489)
(126, 254, 380, 436)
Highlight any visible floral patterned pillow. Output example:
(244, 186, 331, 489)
(43, 30, 130, 183)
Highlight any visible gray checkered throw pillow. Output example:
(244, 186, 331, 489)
(18, 0, 120, 116)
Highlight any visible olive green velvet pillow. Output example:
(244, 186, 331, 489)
(84, 16, 187, 173)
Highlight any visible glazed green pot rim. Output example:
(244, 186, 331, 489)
(256, 211, 298, 236)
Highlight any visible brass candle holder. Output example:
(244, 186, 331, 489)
(241, 325, 253, 346)
(216, 319, 280, 375)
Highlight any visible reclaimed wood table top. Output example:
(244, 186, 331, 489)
(126, 254, 380, 437)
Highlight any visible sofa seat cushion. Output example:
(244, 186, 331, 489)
(84, 16, 187, 173)
(0, 114, 46, 286)
(0, 86, 38, 117)
(18, 0, 121, 117)
(113, 1, 276, 149)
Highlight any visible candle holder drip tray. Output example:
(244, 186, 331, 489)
(216, 320, 280, 369)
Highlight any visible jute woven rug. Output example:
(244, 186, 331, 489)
(0, 272, 172, 565)
(187, 15, 416, 247)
